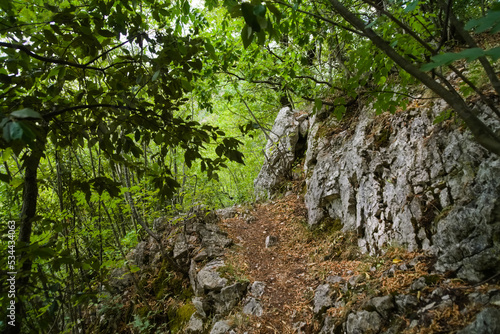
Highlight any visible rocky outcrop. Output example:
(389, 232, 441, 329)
(254, 106, 309, 200)
(255, 98, 500, 283)
(168, 211, 250, 334)
(313, 259, 500, 334)
(105, 208, 251, 334)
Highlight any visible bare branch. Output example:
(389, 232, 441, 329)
(84, 39, 131, 66)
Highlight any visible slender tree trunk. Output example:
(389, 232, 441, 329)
(8, 137, 45, 334)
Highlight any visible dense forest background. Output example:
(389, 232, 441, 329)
(1, 0, 499, 333)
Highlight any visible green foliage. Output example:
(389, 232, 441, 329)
(131, 313, 156, 334)
(465, 3, 500, 33)
(1, 0, 498, 332)
(422, 4, 500, 71)
(0, 1, 252, 332)
(422, 47, 500, 71)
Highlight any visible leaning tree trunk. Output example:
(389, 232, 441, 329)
(328, 0, 500, 156)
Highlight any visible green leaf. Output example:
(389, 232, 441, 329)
(241, 24, 254, 49)
(181, 78, 192, 91)
(465, 8, 500, 33)
(0, 117, 9, 128)
(257, 15, 268, 30)
(9, 122, 23, 141)
(256, 30, 266, 45)
(43, 29, 58, 44)
(421, 49, 480, 71)
(241, 3, 261, 32)
(10, 108, 42, 120)
(334, 105, 346, 121)
(253, 4, 266, 17)
(485, 47, 500, 61)
(97, 29, 116, 37)
(0, 172, 11, 183)
(377, 76, 387, 85)
(314, 98, 322, 113)
(18, 121, 35, 142)
(404, 0, 419, 13)
(226, 149, 245, 164)
(215, 144, 224, 157)
(205, 42, 216, 59)
(366, 20, 377, 29)
(152, 70, 160, 81)
(129, 265, 140, 273)
(228, 4, 242, 18)
(90, 177, 121, 197)
(267, 4, 282, 22)
(459, 48, 486, 61)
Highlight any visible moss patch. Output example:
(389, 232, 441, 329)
(168, 303, 196, 333)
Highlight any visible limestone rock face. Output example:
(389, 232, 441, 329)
(255, 99, 500, 282)
(254, 107, 309, 200)
(304, 102, 500, 282)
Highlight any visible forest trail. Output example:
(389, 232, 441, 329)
(220, 194, 361, 333)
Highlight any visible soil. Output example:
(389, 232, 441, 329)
(220, 194, 361, 334)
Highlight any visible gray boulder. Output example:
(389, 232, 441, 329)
(395, 294, 419, 312)
(210, 320, 231, 334)
(249, 281, 266, 297)
(319, 316, 337, 334)
(314, 284, 334, 315)
(186, 314, 204, 334)
(108, 267, 134, 291)
(265, 235, 278, 248)
(197, 260, 228, 291)
(457, 308, 500, 334)
(216, 207, 238, 219)
(346, 310, 383, 334)
(366, 295, 394, 319)
(254, 107, 308, 200)
(209, 282, 249, 315)
(242, 297, 263, 317)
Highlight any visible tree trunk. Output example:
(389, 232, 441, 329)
(7, 138, 45, 334)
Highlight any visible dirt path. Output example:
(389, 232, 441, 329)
(218, 194, 500, 334)
(221, 195, 320, 333)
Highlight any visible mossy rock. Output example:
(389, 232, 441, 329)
(315, 217, 343, 235)
(136, 305, 150, 319)
(147, 260, 192, 301)
(168, 303, 196, 333)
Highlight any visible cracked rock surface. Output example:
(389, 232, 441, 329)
(255, 99, 500, 283)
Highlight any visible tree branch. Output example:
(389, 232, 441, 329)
(223, 71, 281, 86)
(328, 0, 500, 155)
(295, 75, 335, 88)
(0, 42, 104, 71)
(84, 39, 131, 66)
(272, 0, 364, 36)
(43, 104, 143, 121)
(438, 0, 500, 96)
